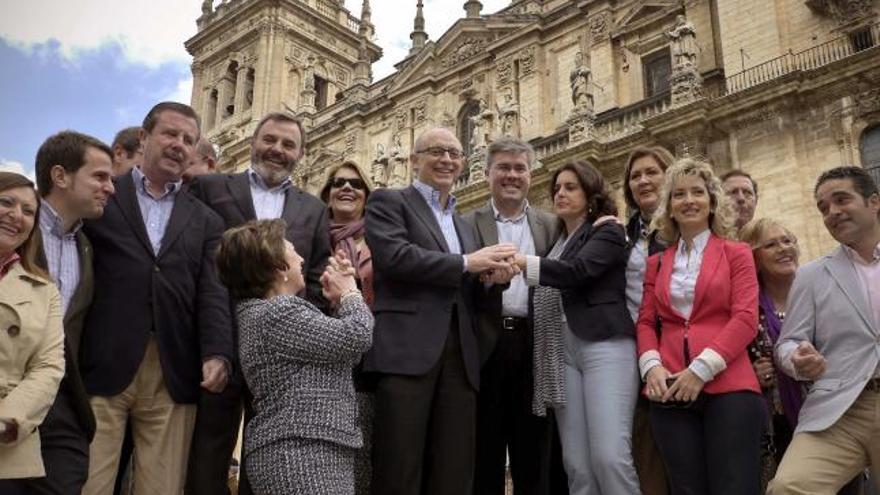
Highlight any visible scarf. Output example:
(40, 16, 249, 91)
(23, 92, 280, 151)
(759, 288, 804, 428)
(530, 235, 569, 416)
(329, 218, 374, 307)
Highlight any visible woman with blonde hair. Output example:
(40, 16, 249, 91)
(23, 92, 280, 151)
(0, 172, 65, 490)
(636, 159, 764, 495)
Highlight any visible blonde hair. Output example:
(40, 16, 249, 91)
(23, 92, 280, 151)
(651, 158, 736, 243)
(738, 217, 799, 278)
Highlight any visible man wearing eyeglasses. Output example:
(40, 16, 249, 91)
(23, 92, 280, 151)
(186, 112, 331, 495)
(365, 127, 518, 495)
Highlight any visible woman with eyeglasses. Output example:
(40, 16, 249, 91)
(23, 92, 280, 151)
(636, 159, 764, 495)
(319, 161, 375, 494)
(0, 172, 65, 489)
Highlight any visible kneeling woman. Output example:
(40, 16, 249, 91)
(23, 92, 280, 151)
(216, 219, 373, 495)
(637, 159, 764, 495)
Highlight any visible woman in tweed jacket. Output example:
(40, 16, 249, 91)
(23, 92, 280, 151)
(216, 219, 373, 495)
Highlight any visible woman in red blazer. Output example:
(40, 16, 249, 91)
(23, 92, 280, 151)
(636, 159, 764, 495)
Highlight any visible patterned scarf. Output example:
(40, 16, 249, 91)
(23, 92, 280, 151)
(531, 236, 568, 416)
(330, 218, 374, 308)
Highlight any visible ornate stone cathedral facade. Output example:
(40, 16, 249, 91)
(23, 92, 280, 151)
(186, 0, 880, 260)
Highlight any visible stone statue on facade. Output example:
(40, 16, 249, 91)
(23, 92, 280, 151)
(668, 15, 698, 68)
(372, 143, 389, 187)
(498, 88, 520, 137)
(303, 56, 316, 91)
(388, 133, 409, 187)
(570, 52, 594, 115)
(469, 98, 494, 150)
(201, 0, 213, 15)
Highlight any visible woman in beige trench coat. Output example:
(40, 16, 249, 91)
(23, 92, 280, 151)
(0, 171, 64, 487)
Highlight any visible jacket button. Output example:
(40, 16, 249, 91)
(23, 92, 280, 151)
(7, 325, 20, 337)
(153, 265, 160, 273)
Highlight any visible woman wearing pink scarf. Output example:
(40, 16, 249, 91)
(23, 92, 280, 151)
(320, 161, 374, 495)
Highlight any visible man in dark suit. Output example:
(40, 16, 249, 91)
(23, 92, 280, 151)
(186, 112, 331, 495)
(32, 131, 115, 494)
(463, 138, 561, 495)
(365, 127, 517, 495)
(79, 102, 233, 495)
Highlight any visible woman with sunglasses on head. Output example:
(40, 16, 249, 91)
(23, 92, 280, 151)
(0, 172, 65, 490)
(636, 159, 764, 495)
(319, 161, 374, 494)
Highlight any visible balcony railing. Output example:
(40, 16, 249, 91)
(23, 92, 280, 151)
(724, 22, 879, 95)
(595, 91, 672, 141)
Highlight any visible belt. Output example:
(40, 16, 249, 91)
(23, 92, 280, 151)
(501, 316, 527, 330)
(865, 378, 880, 392)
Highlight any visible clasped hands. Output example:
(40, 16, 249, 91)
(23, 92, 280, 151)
(465, 243, 525, 285)
(321, 250, 359, 305)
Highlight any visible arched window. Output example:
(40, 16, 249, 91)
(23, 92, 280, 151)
(206, 88, 218, 130)
(457, 99, 480, 158)
(860, 124, 880, 185)
(223, 61, 238, 118)
(244, 68, 255, 110)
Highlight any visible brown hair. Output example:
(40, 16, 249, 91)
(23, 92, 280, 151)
(622, 145, 675, 215)
(720, 169, 758, 198)
(36, 130, 113, 196)
(215, 219, 289, 300)
(0, 172, 48, 279)
(142, 102, 201, 134)
(549, 160, 618, 226)
(111, 127, 142, 157)
(319, 161, 372, 215)
(652, 158, 736, 243)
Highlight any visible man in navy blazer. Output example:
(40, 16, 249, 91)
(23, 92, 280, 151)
(186, 112, 331, 495)
(80, 102, 233, 495)
(770, 166, 880, 494)
(365, 127, 517, 495)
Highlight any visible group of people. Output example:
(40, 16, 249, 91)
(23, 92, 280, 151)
(0, 99, 878, 495)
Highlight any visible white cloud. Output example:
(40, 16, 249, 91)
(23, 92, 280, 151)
(1, 0, 509, 77)
(0, 0, 201, 68)
(164, 77, 194, 104)
(0, 159, 34, 182)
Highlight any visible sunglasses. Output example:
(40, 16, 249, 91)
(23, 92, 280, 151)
(330, 177, 366, 190)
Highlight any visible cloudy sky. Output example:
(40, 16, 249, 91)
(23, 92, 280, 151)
(0, 0, 509, 179)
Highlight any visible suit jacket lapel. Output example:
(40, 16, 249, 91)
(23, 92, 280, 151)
(826, 246, 876, 331)
(454, 214, 477, 254)
(403, 186, 450, 252)
(527, 208, 549, 256)
(560, 221, 591, 260)
(157, 193, 195, 259)
(691, 235, 722, 316)
(474, 204, 499, 247)
(657, 243, 676, 313)
(114, 172, 154, 257)
(281, 186, 304, 236)
(64, 232, 93, 360)
(229, 173, 257, 221)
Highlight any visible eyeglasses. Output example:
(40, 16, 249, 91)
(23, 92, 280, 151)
(759, 236, 797, 251)
(416, 147, 464, 160)
(330, 177, 367, 190)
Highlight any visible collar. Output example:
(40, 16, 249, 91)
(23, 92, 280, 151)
(413, 179, 456, 212)
(132, 166, 181, 200)
(0, 251, 20, 278)
(491, 199, 529, 223)
(40, 199, 82, 237)
(247, 167, 292, 193)
(677, 228, 711, 257)
(842, 241, 880, 266)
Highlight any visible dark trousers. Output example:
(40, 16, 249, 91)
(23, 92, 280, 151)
(474, 324, 554, 495)
(15, 386, 90, 495)
(650, 391, 765, 495)
(633, 397, 669, 495)
(185, 377, 245, 495)
(371, 322, 477, 495)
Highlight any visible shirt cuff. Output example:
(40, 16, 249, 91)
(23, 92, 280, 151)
(525, 255, 540, 286)
(462, 254, 468, 273)
(638, 350, 662, 381)
(688, 348, 727, 382)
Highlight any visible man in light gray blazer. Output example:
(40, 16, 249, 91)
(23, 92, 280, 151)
(770, 166, 880, 494)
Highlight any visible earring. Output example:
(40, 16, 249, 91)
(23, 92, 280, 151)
(283, 275, 289, 282)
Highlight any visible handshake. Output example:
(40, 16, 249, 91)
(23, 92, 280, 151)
(464, 243, 526, 285)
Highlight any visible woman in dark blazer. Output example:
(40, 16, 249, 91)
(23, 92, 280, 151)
(215, 219, 373, 495)
(637, 159, 763, 495)
(516, 160, 641, 495)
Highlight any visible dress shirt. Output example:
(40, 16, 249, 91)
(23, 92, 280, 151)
(842, 242, 880, 378)
(248, 167, 291, 220)
(625, 217, 650, 322)
(492, 200, 534, 318)
(132, 166, 181, 254)
(39, 200, 81, 314)
(413, 179, 462, 256)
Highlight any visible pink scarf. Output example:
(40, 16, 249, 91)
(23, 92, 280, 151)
(329, 218, 374, 308)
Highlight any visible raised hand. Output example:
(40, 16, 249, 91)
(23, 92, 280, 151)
(791, 341, 826, 380)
